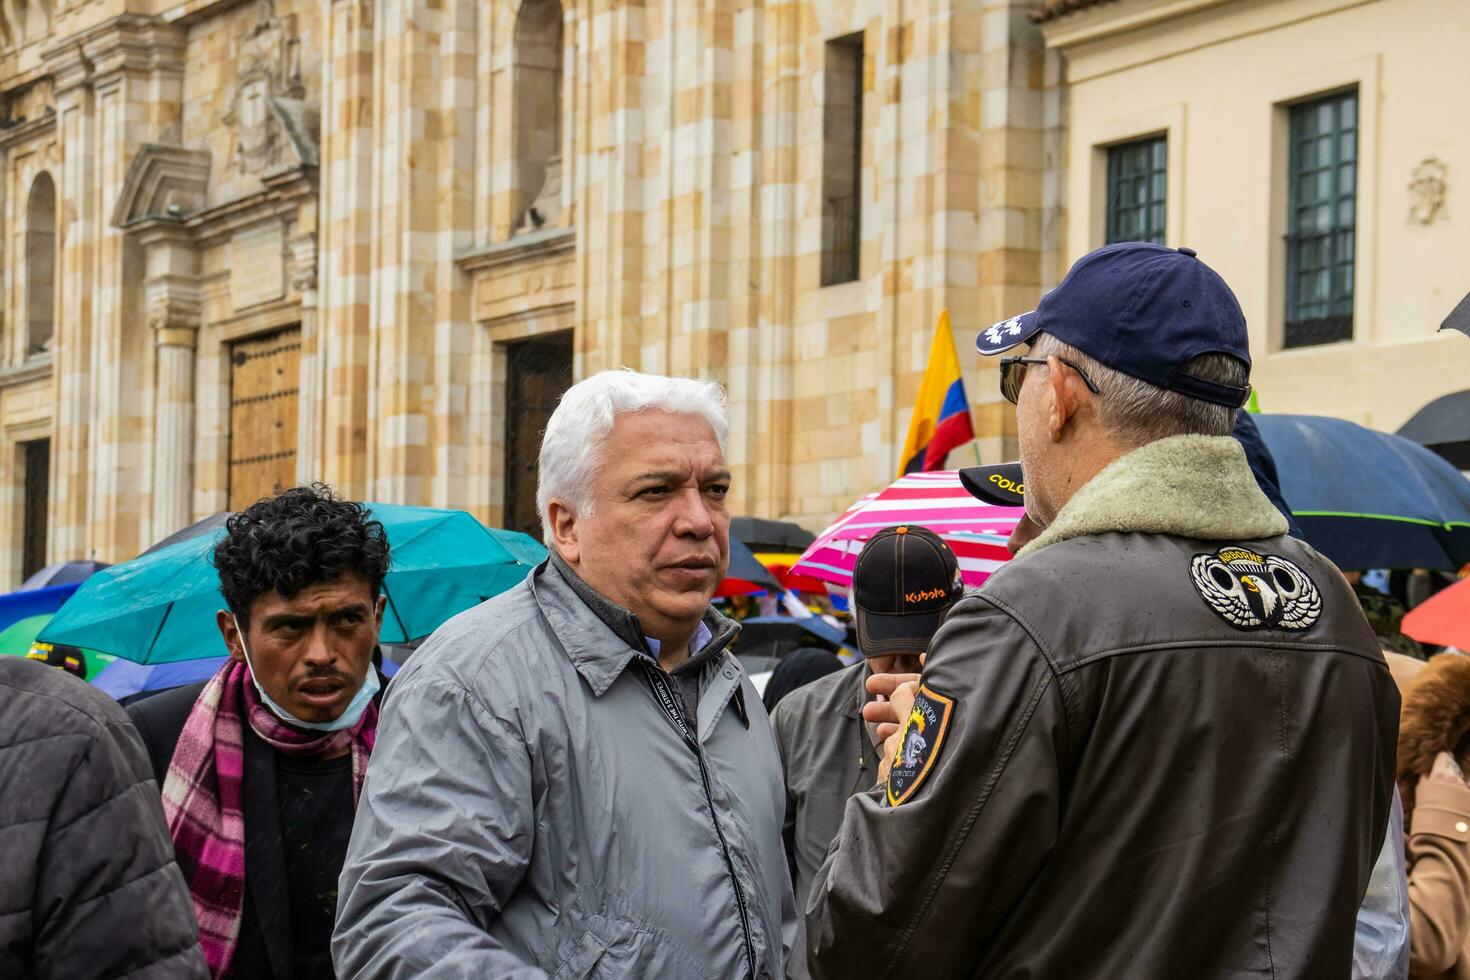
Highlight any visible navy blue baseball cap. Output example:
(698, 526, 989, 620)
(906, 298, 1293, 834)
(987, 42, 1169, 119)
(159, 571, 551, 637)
(975, 243, 1252, 408)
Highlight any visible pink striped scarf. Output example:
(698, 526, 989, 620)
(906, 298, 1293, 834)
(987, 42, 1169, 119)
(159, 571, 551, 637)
(160, 659, 377, 979)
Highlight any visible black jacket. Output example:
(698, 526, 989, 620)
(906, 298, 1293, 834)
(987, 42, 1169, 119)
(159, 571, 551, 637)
(0, 659, 207, 979)
(807, 436, 1399, 979)
(128, 682, 299, 980)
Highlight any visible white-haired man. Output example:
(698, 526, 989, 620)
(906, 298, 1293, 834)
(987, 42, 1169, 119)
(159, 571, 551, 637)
(334, 370, 794, 978)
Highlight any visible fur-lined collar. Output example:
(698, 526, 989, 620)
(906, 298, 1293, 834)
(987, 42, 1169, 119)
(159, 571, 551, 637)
(1397, 652, 1470, 821)
(1019, 434, 1289, 558)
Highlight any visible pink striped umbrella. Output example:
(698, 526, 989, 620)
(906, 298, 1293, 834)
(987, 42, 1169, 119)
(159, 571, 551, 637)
(792, 470, 1025, 589)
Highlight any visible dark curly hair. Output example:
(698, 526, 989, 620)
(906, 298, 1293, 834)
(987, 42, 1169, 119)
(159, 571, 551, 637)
(214, 484, 390, 628)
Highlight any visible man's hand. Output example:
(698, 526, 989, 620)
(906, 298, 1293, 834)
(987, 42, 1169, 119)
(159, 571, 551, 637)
(865, 672, 921, 784)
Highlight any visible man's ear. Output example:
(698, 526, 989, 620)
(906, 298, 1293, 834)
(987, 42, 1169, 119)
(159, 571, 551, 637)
(548, 499, 580, 564)
(1045, 354, 1087, 442)
(217, 609, 246, 663)
(373, 594, 387, 629)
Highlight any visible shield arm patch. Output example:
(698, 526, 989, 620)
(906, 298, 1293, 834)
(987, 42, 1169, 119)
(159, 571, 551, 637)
(886, 685, 956, 807)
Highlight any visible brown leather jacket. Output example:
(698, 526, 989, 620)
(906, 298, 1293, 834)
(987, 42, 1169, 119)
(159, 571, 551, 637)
(806, 435, 1399, 979)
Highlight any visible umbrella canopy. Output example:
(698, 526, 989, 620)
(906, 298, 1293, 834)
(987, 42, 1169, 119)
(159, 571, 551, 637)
(731, 616, 846, 675)
(19, 560, 111, 591)
(92, 653, 402, 701)
(730, 517, 816, 554)
(0, 614, 116, 680)
(0, 614, 55, 657)
(1398, 389, 1470, 470)
(1402, 576, 1470, 650)
(0, 581, 81, 633)
(143, 512, 233, 556)
(714, 538, 781, 597)
(1254, 414, 1470, 571)
(752, 551, 831, 594)
(792, 470, 1024, 589)
(39, 503, 548, 664)
(1441, 290, 1470, 339)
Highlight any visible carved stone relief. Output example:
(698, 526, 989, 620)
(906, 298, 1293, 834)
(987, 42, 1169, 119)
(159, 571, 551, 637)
(224, 0, 318, 178)
(1409, 157, 1448, 226)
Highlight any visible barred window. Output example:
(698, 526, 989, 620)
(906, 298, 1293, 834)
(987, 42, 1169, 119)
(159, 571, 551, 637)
(1106, 136, 1167, 246)
(1284, 89, 1357, 348)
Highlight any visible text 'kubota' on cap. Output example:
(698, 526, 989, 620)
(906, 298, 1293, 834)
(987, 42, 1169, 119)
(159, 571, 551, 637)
(852, 525, 965, 657)
(975, 242, 1252, 408)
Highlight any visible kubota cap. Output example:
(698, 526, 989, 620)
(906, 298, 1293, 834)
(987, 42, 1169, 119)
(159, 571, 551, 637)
(975, 242, 1252, 408)
(852, 526, 965, 657)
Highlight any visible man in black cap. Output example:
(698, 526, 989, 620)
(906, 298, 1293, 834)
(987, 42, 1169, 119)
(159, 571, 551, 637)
(806, 243, 1398, 978)
(771, 525, 963, 979)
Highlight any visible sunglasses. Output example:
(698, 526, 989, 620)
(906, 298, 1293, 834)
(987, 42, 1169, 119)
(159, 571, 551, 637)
(999, 355, 1101, 405)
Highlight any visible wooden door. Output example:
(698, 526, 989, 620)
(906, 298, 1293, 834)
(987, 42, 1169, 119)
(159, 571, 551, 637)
(503, 331, 573, 535)
(229, 327, 301, 510)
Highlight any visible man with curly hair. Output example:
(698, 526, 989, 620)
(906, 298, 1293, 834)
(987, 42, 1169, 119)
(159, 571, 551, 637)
(128, 485, 390, 980)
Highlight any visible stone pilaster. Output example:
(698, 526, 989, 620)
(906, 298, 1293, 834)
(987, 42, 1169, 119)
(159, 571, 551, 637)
(316, 0, 374, 498)
(139, 224, 199, 539)
(47, 45, 95, 562)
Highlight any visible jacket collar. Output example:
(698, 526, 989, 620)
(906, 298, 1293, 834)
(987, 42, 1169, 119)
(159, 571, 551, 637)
(1020, 434, 1288, 559)
(532, 553, 740, 697)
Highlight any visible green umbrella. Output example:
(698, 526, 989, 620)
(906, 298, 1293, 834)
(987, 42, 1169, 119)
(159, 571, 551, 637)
(0, 613, 117, 679)
(38, 503, 547, 665)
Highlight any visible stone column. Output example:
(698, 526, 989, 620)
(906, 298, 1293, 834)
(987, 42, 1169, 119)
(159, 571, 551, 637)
(46, 47, 96, 561)
(141, 226, 201, 540)
(289, 231, 320, 486)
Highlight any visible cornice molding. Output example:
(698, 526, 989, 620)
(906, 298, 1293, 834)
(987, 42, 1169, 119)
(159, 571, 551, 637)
(455, 226, 575, 274)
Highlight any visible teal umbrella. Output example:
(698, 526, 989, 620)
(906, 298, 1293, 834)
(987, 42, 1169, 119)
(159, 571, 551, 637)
(38, 504, 547, 664)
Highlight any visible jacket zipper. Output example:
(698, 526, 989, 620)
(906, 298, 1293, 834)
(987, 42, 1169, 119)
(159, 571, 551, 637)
(644, 665, 759, 979)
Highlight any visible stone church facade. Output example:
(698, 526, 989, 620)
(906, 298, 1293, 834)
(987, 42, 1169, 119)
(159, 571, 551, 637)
(0, 0, 1055, 583)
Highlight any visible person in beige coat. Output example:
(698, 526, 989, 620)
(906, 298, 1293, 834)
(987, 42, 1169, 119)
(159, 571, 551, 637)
(1394, 651, 1470, 979)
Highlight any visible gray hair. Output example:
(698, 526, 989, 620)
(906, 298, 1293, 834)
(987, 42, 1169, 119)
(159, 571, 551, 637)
(536, 369, 729, 545)
(1029, 333, 1246, 445)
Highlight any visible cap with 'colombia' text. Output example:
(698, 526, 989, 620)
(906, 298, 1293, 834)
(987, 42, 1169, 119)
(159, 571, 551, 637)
(975, 242, 1252, 408)
(958, 461, 1025, 507)
(853, 526, 965, 657)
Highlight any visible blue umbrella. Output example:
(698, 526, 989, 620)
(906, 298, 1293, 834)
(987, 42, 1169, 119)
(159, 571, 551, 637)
(92, 656, 232, 700)
(0, 582, 81, 633)
(1254, 414, 1470, 570)
(19, 560, 110, 591)
(92, 652, 402, 701)
(40, 504, 548, 664)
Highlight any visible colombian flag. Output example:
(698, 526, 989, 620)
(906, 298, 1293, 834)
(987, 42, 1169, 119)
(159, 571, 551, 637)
(898, 310, 975, 476)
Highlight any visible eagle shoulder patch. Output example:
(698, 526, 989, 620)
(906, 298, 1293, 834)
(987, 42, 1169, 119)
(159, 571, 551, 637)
(886, 685, 955, 807)
(1190, 546, 1322, 631)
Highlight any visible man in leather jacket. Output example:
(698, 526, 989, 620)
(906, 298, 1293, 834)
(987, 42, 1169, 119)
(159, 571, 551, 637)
(805, 243, 1399, 979)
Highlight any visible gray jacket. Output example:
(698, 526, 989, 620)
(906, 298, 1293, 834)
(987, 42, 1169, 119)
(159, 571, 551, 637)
(0, 658, 207, 980)
(334, 559, 794, 979)
(770, 663, 879, 980)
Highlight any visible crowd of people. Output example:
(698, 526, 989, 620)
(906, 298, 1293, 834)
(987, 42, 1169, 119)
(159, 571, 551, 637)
(1, 241, 1465, 979)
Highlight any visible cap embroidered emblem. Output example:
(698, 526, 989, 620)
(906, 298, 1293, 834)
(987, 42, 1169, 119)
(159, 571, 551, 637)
(1190, 546, 1322, 631)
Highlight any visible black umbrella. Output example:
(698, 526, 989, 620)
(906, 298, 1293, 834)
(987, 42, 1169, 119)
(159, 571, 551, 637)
(730, 616, 845, 676)
(1398, 390, 1470, 470)
(1441, 291, 1470, 338)
(142, 512, 233, 556)
(730, 517, 815, 553)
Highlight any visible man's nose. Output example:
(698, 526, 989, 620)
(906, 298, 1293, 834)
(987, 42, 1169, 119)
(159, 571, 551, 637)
(672, 488, 716, 537)
(301, 622, 338, 665)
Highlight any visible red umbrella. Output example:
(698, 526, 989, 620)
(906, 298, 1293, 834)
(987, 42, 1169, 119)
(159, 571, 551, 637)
(1403, 575, 1470, 649)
